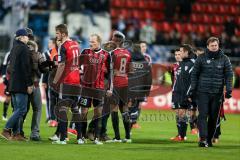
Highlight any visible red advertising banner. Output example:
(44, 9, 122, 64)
(141, 88, 240, 114)
(1, 81, 239, 114)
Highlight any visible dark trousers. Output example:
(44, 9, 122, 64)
(197, 92, 223, 142)
(49, 89, 58, 120)
(45, 87, 50, 121)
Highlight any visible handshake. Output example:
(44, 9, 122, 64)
(225, 91, 232, 99)
(39, 60, 57, 72)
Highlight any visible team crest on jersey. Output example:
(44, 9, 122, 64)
(177, 67, 181, 74)
(101, 54, 105, 60)
(207, 60, 211, 64)
(185, 66, 188, 71)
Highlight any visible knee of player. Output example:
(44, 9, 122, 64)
(122, 112, 130, 122)
(178, 112, 186, 118)
(71, 107, 79, 114)
(178, 115, 188, 122)
(80, 113, 88, 121)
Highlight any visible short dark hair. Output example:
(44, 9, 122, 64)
(132, 43, 141, 53)
(112, 31, 125, 44)
(196, 47, 204, 51)
(180, 44, 193, 53)
(49, 37, 57, 46)
(174, 48, 180, 52)
(139, 41, 148, 45)
(180, 44, 194, 58)
(55, 24, 68, 36)
(207, 37, 219, 46)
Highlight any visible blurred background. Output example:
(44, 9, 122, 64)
(0, 0, 239, 85)
(0, 0, 239, 112)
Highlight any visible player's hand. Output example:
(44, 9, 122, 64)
(188, 98, 192, 102)
(225, 91, 232, 99)
(27, 85, 34, 94)
(42, 83, 48, 89)
(106, 90, 113, 97)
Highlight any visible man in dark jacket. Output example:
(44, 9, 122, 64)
(1, 29, 33, 141)
(171, 44, 195, 141)
(189, 37, 233, 147)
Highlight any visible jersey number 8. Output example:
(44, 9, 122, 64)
(120, 58, 127, 73)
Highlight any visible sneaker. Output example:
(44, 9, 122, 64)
(49, 120, 58, 127)
(12, 134, 28, 141)
(190, 128, 198, 135)
(170, 135, 185, 142)
(1, 129, 12, 140)
(77, 138, 85, 144)
(30, 136, 41, 141)
(87, 131, 95, 141)
(93, 138, 103, 145)
(106, 138, 122, 143)
(122, 138, 132, 143)
(100, 134, 111, 141)
(208, 141, 213, 147)
(170, 135, 179, 140)
(132, 123, 141, 129)
(48, 134, 59, 141)
(52, 140, 67, 145)
(198, 140, 209, 147)
(2, 116, 8, 121)
(68, 128, 77, 135)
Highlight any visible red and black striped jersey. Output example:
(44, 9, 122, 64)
(80, 48, 110, 89)
(111, 48, 131, 87)
(58, 39, 81, 85)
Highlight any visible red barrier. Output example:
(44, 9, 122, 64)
(142, 88, 240, 114)
(1, 81, 239, 114)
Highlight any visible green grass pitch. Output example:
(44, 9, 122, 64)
(0, 104, 239, 160)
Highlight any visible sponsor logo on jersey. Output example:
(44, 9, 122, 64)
(89, 58, 99, 64)
(132, 62, 144, 69)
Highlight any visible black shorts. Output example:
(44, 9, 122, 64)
(58, 95, 79, 108)
(171, 102, 189, 110)
(79, 97, 104, 108)
(110, 87, 128, 105)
